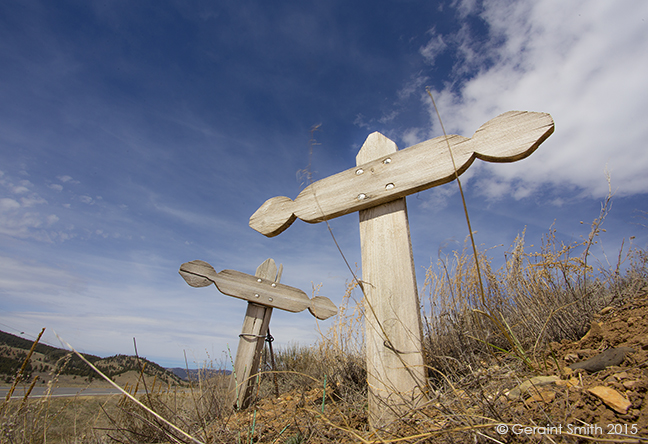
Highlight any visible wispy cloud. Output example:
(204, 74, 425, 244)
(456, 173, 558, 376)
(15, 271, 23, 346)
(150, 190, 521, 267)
(398, 74, 429, 102)
(0, 172, 59, 241)
(419, 29, 447, 67)
(57, 175, 78, 184)
(420, 0, 648, 199)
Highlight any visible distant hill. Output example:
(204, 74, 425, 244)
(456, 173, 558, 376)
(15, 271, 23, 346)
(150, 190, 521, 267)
(0, 330, 183, 385)
(167, 367, 231, 381)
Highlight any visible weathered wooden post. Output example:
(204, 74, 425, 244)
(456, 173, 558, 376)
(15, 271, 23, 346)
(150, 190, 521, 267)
(248, 111, 554, 428)
(179, 258, 337, 409)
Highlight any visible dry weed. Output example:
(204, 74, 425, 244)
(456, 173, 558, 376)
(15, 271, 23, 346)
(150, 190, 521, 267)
(422, 202, 619, 380)
(3, 167, 645, 444)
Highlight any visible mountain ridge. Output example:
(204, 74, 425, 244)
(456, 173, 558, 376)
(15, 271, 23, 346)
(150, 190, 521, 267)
(0, 329, 185, 384)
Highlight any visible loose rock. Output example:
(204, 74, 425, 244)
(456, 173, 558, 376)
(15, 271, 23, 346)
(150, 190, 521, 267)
(600, 306, 614, 315)
(507, 375, 559, 400)
(568, 347, 635, 373)
(587, 386, 632, 414)
(524, 389, 555, 405)
(564, 353, 579, 363)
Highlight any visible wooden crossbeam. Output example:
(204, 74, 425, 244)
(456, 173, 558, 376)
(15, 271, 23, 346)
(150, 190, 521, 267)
(250, 111, 554, 237)
(180, 260, 337, 320)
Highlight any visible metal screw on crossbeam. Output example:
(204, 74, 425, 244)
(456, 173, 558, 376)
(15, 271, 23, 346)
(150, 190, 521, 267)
(248, 111, 554, 428)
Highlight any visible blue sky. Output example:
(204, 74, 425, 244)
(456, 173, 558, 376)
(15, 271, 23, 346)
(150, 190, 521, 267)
(1, 0, 647, 369)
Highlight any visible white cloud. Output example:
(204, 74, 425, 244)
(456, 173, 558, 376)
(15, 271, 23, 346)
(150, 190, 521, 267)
(452, 0, 480, 18)
(401, 127, 426, 148)
(0, 170, 139, 243)
(398, 74, 429, 101)
(0, 178, 55, 241)
(378, 109, 399, 124)
(0, 172, 72, 241)
(354, 113, 370, 129)
(420, 0, 648, 199)
(152, 199, 247, 237)
(0, 198, 21, 212)
(0, 255, 84, 299)
(419, 29, 447, 66)
(0, 211, 51, 241)
(20, 195, 47, 207)
(57, 175, 78, 184)
(12, 186, 29, 194)
(420, 185, 458, 212)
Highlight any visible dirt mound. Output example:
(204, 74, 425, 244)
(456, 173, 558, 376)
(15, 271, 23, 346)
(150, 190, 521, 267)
(531, 285, 648, 438)
(212, 287, 648, 443)
(481, 285, 648, 442)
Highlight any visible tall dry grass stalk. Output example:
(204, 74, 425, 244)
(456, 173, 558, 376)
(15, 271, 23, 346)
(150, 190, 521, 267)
(423, 91, 612, 376)
(253, 280, 366, 404)
(4, 115, 646, 443)
(421, 186, 624, 381)
(0, 330, 113, 444)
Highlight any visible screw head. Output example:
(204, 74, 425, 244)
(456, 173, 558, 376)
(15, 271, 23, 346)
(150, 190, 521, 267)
(254, 294, 260, 298)
(385, 183, 394, 190)
(383, 158, 392, 164)
(355, 168, 364, 175)
(357, 193, 366, 200)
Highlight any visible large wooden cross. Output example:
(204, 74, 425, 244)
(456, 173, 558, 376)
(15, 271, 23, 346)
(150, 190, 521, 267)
(180, 258, 337, 409)
(248, 111, 554, 428)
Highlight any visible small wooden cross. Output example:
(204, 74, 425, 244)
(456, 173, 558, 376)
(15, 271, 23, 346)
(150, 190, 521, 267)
(249, 111, 554, 428)
(180, 258, 337, 409)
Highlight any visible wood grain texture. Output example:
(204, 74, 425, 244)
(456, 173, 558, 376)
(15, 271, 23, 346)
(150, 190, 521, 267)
(179, 260, 336, 319)
(249, 111, 554, 237)
(229, 258, 277, 409)
(309, 296, 338, 320)
(357, 133, 427, 429)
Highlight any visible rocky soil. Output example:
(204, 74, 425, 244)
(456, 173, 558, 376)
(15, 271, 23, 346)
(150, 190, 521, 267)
(208, 287, 648, 443)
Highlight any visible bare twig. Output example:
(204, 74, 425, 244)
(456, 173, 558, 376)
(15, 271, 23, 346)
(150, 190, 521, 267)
(54, 332, 205, 444)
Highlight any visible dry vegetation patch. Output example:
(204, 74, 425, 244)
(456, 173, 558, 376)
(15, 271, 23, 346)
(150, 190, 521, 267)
(2, 207, 647, 443)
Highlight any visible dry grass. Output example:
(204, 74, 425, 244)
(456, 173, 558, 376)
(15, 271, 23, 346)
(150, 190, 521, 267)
(422, 188, 618, 378)
(3, 154, 646, 444)
(214, 197, 644, 443)
(1, 340, 112, 443)
(2, 209, 646, 443)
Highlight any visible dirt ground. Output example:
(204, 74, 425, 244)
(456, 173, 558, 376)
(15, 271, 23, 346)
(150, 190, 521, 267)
(436, 285, 648, 442)
(529, 285, 648, 440)
(5, 291, 646, 443)
(214, 287, 648, 443)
